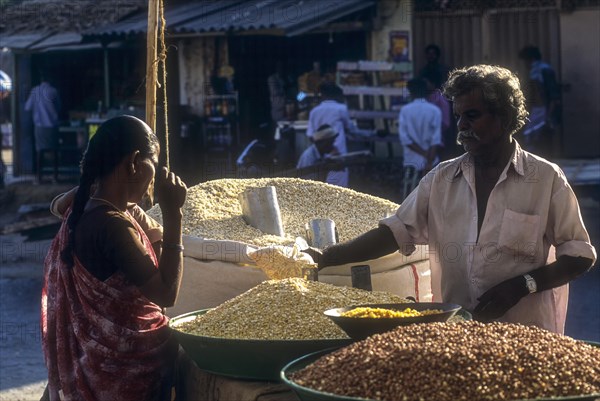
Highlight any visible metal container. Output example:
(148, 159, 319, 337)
(238, 186, 285, 237)
(324, 302, 461, 341)
(305, 218, 337, 249)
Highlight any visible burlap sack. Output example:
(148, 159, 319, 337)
(169, 235, 432, 317)
(319, 259, 432, 302)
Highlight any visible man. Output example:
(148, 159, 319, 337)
(296, 124, 341, 185)
(267, 62, 287, 124)
(306, 82, 372, 187)
(25, 74, 61, 183)
(306, 65, 596, 333)
(419, 44, 451, 90)
(518, 45, 561, 158)
(399, 78, 443, 199)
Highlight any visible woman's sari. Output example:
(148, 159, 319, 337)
(41, 211, 177, 401)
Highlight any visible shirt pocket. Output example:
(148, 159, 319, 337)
(497, 209, 540, 257)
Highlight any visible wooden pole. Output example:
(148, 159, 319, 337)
(103, 45, 110, 109)
(145, 0, 159, 131)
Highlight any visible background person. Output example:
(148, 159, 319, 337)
(424, 76, 458, 160)
(306, 82, 373, 187)
(305, 65, 596, 334)
(518, 45, 561, 158)
(25, 73, 61, 183)
(296, 124, 343, 185)
(267, 62, 287, 125)
(398, 77, 443, 199)
(418, 44, 451, 90)
(41, 115, 187, 401)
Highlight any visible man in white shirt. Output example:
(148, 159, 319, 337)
(296, 124, 342, 185)
(306, 65, 596, 333)
(307, 82, 372, 187)
(398, 78, 443, 199)
(25, 74, 61, 183)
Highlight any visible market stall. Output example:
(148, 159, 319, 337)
(146, 178, 432, 398)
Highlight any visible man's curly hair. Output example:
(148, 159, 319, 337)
(442, 65, 528, 136)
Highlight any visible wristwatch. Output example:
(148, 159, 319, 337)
(524, 274, 537, 294)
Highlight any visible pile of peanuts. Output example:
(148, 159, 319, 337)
(173, 278, 409, 340)
(147, 178, 398, 248)
(290, 321, 600, 401)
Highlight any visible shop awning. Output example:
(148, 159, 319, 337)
(84, 0, 376, 39)
(0, 31, 121, 52)
(28, 33, 83, 50)
(84, 0, 244, 39)
(0, 33, 48, 50)
(174, 0, 376, 36)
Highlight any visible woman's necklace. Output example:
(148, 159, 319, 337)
(89, 196, 126, 212)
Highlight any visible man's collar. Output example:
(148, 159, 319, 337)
(510, 140, 526, 176)
(454, 139, 525, 178)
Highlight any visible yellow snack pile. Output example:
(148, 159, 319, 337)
(341, 307, 443, 318)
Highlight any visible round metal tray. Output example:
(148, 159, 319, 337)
(324, 302, 462, 340)
(281, 343, 600, 401)
(169, 309, 352, 381)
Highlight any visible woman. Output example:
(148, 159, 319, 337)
(41, 115, 187, 400)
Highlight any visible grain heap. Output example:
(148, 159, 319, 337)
(146, 178, 398, 248)
(290, 321, 600, 401)
(174, 278, 409, 340)
(248, 245, 316, 279)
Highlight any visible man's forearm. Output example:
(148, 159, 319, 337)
(407, 143, 427, 158)
(528, 255, 593, 292)
(320, 225, 399, 268)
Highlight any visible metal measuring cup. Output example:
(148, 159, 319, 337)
(305, 218, 338, 249)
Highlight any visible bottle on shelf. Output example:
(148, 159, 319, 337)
(221, 98, 229, 116)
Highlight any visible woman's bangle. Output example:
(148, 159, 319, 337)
(162, 243, 184, 252)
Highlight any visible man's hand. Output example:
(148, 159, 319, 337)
(301, 246, 324, 269)
(473, 276, 529, 322)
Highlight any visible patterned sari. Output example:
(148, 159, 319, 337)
(41, 211, 177, 401)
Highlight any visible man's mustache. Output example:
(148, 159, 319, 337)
(456, 130, 480, 145)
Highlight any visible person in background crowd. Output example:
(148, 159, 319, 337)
(41, 115, 187, 401)
(296, 124, 343, 184)
(25, 73, 61, 184)
(398, 78, 443, 199)
(419, 44, 451, 90)
(424, 76, 458, 160)
(306, 82, 373, 187)
(305, 65, 596, 334)
(518, 45, 561, 158)
(0, 69, 11, 189)
(298, 61, 322, 95)
(267, 61, 287, 125)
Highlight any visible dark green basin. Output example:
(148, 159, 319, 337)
(169, 309, 352, 382)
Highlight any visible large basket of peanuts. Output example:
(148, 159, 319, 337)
(282, 321, 600, 401)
